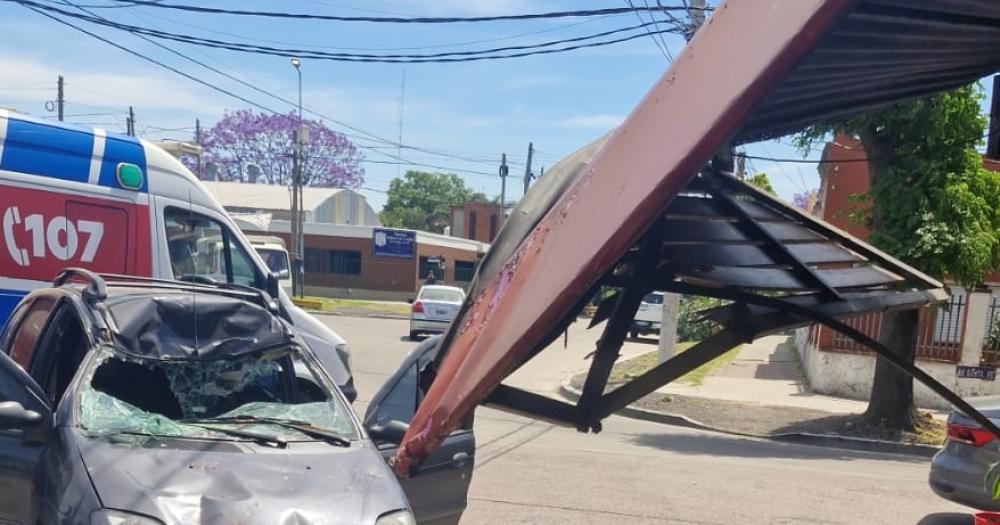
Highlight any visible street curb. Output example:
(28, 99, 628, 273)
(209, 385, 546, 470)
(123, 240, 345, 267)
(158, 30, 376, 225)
(558, 381, 940, 458)
(306, 310, 410, 320)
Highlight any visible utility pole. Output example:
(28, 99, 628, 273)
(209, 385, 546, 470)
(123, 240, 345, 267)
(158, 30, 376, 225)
(194, 118, 203, 180)
(499, 153, 509, 220)
(659, 0, 706, 365)
(735, 151, 746, 180)
(522, 141, 534, 195)
(127, 106, 135, 136)
(57, 75, 64, 122)
(290, 57, 305, 298)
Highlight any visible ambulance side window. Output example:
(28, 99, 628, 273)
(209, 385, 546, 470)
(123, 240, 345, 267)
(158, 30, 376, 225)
(164, 208, 259, 288)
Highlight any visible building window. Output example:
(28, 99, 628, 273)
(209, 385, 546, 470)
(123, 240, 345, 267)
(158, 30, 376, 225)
(454, 260, 476, 282)
(419, 256, 443, 281)
(489, 214, 498, 242)
(305, 248, 326, 273)
(933, 290, 966, 344)
(329, 250, 362, 275)
(468, 212, 477, 240)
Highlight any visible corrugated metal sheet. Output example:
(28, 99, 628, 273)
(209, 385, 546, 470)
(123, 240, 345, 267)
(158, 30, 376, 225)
(736, 0, 1000, 143)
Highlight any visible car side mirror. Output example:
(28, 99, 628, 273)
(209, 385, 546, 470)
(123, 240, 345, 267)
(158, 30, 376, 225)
(0, 401, 42, 431)
(367, 420, 409, 445)
(276, 269, 290, 280)
(406, 298, 414, 304)
(265, 272, 282, 300)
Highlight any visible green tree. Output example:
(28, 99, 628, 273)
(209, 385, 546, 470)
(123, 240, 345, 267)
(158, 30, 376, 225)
(745, 173, 776, 195)
(798, 84, 1000, 431)
(380, 170, 477, 233)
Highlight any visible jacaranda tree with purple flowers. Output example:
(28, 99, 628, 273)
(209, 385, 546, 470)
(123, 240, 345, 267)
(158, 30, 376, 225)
(196, 110, 364, 188)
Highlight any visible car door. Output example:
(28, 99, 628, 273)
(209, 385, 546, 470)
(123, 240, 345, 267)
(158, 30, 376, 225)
(0, 347, 53, 525)
(365, 339, 474, 525)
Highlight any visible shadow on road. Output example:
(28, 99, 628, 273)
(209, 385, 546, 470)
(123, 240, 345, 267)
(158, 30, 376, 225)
(916, 512, 972, 524)
(628, 431, 928, 463)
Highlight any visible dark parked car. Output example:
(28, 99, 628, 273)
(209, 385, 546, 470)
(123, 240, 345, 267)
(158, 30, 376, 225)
(0, 270, 473, 524)
(930, 405, 1000, 511)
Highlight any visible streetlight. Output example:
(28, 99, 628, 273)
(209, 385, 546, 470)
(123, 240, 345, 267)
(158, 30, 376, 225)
(290, 57, 305, 298)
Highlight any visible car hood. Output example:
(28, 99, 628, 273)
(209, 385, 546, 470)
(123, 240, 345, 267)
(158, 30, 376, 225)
(78, 434, 406, 524)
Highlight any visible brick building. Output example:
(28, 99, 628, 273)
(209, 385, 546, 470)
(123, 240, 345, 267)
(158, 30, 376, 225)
(207, 182, 488, 300)
(796, 134, 1000, 408)
(229, 219, 487, 301)
(450, 202, 502, 243)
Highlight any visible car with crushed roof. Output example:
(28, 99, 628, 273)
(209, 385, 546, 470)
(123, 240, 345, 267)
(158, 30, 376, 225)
(0, 269, 474, 525)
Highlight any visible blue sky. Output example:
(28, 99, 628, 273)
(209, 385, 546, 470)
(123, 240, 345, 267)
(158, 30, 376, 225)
(0, 0, 991, 210)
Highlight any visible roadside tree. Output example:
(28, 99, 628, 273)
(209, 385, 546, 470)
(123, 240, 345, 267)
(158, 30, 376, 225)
(797, 84, 1000, 431)
(196, 109, 364, 188)
(381, 170, 482, 233)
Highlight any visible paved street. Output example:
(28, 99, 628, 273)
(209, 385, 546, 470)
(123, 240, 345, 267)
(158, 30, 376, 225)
(322, 314, 976, 524)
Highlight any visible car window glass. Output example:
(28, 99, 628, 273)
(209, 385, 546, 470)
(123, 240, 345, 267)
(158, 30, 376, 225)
(8, 296, 56, 368)
(34, 308, 89, 404)
(420, 288, 464, 303)
(79, 346, 357, 441)
(164, 208, 258, 287)
(228, 235, 258, 288)
(373, 362, 418, 426)
(0, 301, 31, 352)
(257, 248, 289, 274)
(643, 293, 664, 305)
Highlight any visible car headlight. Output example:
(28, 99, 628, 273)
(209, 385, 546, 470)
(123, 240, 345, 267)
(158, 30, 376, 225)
(91, 509, 164, 525)
(375, 510, 416, 525)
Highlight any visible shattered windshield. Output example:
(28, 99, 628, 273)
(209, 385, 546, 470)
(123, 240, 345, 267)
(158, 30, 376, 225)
(78, 345, 357, 443)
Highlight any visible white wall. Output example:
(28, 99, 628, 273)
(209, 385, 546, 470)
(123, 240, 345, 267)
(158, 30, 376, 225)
(795, 291, 1000, 410)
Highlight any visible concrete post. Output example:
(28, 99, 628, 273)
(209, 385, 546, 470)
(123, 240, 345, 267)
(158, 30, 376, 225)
(657, 292, 680, 364)
(961, 291, 992, 366)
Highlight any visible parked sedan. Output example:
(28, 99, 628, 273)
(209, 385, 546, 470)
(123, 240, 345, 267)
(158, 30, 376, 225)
(409, 285, 465, 340)
(929, 404, 1000, 511)
(0, 271, 473, 525)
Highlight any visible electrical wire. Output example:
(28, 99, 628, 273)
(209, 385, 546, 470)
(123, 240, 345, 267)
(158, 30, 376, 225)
(19, 1, 687, 63)
(81, 1, 708, 24)
(624, 0, 668, 61)
(40, 0, 489, 174)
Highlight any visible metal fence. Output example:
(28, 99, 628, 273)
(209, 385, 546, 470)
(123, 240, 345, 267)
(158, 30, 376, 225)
(986, 294, 1000, 349)
(820, 293, 966, 363)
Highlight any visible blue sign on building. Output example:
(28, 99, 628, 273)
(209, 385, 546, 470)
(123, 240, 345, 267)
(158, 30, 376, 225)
(372, 228, 416, 259)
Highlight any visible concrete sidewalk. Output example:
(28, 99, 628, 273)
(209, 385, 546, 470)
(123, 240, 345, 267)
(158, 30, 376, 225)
(657, 334, 908, 415)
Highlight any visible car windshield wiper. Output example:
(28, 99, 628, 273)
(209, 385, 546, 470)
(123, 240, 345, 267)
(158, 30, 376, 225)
(183, 421, 288, 448)
(183, 416, 350, 447)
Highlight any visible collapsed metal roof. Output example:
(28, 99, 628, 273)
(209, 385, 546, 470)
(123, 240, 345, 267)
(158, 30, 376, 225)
(392, 0, 1000, 473)
(737, 0, 1000, 143)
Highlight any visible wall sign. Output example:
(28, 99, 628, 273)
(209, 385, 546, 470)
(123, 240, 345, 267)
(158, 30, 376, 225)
(956, 366, 996, 381)
(372, 228, 416, 259)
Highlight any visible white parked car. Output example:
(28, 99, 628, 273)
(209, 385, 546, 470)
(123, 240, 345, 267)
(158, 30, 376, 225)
(631, 292, 665, 339)
(410, 285, 465, 340)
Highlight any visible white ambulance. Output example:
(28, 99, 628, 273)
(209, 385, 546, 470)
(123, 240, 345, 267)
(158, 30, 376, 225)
(0, 110, 355, 400)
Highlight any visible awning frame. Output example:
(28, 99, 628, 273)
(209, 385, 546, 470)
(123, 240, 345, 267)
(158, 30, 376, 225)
(477, 165, 1000, 441)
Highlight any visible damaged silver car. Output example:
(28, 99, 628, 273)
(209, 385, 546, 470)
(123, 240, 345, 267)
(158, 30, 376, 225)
(0, 269, 473, 525)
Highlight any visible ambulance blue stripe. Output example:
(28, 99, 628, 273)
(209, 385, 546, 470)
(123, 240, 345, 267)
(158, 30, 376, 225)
(99, 133, 148, 192)
(0, 118, 93, 183)
(0, 289, 27, 332)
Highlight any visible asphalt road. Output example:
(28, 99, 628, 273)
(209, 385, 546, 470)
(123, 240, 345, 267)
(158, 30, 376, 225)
(321, 314, 976, 524)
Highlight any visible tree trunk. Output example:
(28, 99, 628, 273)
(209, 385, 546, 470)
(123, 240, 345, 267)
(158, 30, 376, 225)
(863, 308, 921, 431)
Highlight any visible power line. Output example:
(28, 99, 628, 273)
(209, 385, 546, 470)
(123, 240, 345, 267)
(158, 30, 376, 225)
(625, 0, 668, 61)
(124, 5, 618, 53)
(18, 1, 687, 63)
(40, 0, 487, 172)
(84, 1, 708, 24)
(25, 4, 286, 115)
